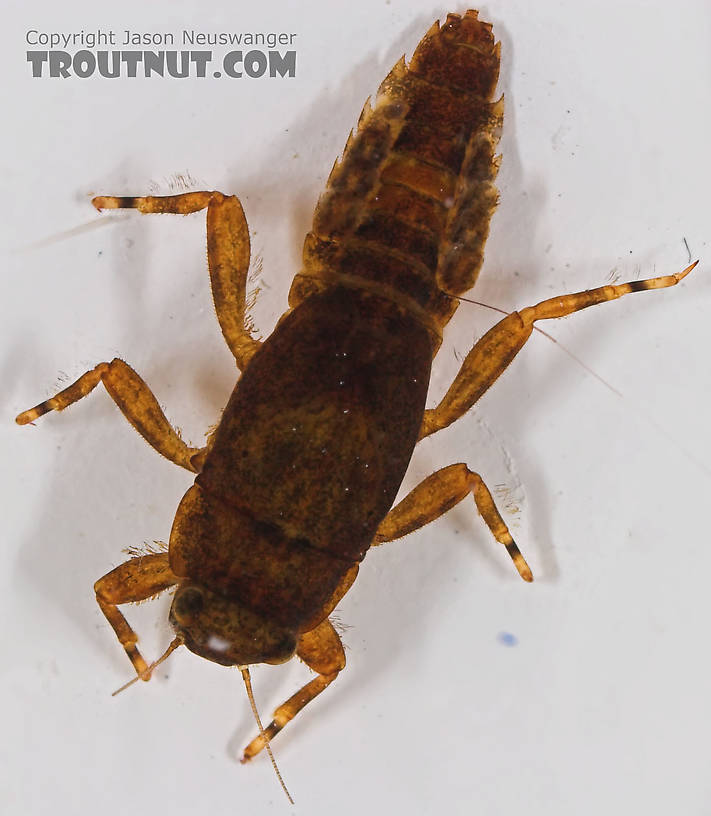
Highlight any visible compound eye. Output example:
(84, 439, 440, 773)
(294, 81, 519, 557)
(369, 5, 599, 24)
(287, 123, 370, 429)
(173, 586, 204, 625)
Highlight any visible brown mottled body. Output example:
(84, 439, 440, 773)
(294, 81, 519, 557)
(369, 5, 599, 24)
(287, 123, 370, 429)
(168, 10, 505, 661)
(16, 9, 695, 787)
(175, 286, 431, 637)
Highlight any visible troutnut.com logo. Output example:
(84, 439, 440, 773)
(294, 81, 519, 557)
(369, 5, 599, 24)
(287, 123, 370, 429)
(26, 28, 298, 78)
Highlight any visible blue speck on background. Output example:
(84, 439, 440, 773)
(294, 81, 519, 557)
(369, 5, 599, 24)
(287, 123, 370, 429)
(497, 631, 518, 647)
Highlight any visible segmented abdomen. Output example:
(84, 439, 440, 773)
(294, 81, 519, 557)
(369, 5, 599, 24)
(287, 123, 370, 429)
(289, 10, 502, 342)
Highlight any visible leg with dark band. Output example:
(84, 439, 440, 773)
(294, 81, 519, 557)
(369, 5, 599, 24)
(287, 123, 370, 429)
(420, 262, 697, 439)
(241, 617, 346, 761)
(93, 191, 261, 369)
(15, 358, 203, 472)
(94, 553, 179, 679)
(374, 463, 532, 581)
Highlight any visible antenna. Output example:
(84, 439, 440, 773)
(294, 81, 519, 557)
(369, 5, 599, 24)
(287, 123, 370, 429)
(111, 634, 184, 696)
(240, 667, 294, 805)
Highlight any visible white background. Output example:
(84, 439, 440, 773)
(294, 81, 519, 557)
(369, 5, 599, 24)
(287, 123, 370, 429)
(2, 1, 710, 814)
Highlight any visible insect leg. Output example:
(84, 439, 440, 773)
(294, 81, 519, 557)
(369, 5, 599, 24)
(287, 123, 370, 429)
(94, 553, 179, 678)
(420, 262, 697, 439)
(93, 191, 261, 369)
(16, 358, 203, 472)
(241, 617, 345, 761)
(373, 463, 532, 581)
